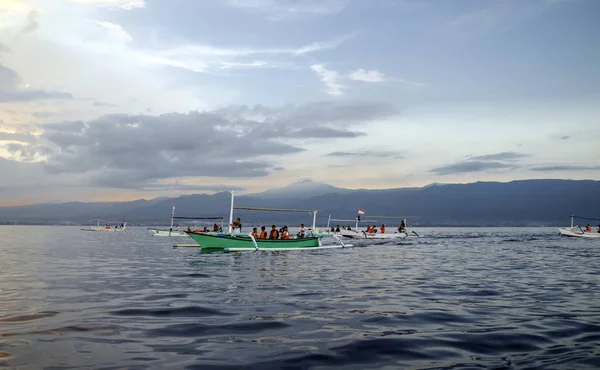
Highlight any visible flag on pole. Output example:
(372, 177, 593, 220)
(358, 208, 365, 215)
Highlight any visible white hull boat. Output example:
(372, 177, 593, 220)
(149, 206, 224, 237)
(557, 215, 600, 239)
(82, 220, 126, 232)
(147, 228, 188, 237)
(326, 211, 420, 240)
(558, 227, 600, 239)
(338, 229, 408, 239)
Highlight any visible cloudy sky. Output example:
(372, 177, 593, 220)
(0, 0, 599, 205)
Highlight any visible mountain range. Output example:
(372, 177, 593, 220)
(0, 179, 598, 226)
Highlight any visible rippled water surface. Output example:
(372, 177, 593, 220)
(1, 226, 599, 369)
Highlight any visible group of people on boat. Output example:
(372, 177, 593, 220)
(186, 223, 223, 233)
(584, 224, 600, 233)
(249, 224, 306, 240)
(329, 219, 407, 234)
(105, 223, 124, 229)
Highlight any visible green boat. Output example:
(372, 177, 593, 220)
(184, 191, 351, 253)
(186, 232, 328, 252)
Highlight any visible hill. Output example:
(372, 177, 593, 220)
(0, 179, 598, 226)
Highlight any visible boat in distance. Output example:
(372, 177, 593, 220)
(557, 215, 600, 239)
(81, 219, 126, 232)
(148, 206, 224, 237)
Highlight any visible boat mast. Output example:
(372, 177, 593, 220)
(570, 215, 574, 228)
(169, 205, 175, 235)
(228, 191, 234, 233)
(312, 211, 317, 231)
(327, 215, 331, 229)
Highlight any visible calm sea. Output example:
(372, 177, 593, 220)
(1, 226, 599, 369)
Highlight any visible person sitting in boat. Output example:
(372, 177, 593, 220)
(281, 226, 291, 240)
(203, 226, 209, 232)
(193, 228, 201, 232)
(380, 224, 386, 234)
(213, 223, 219, 232)
(597, 224, 600, 233)
(259, 226, 267, 239)
(230, 217, 242, 233)
(586, 224, 592, 232)
(398, 220, 406, 233)
(251, 227, 259, 238)
(330, 226, 335, 232)
(297, 223, 306, 238)
(186, 226, 192, 232)
(269, 225, 280, 239)
(335, 225, 341, 233)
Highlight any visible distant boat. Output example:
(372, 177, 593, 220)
(81, 219, 126, 232)
(557, 215, 600, 239)
(325, 212, 420, 239)
(147, 206, 225, 237)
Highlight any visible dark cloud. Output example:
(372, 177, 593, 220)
(326, 150, 404, 159)
(467, 152, 530, 161)
(0, 63, 73, 102)
(94, 101, 118, 107)
(430, 161, 518, 175)
(560, 135, 570, 140)
(33, 102, 389, 188)
(531, 165, 600, 172)
(0, 131, 36, 143)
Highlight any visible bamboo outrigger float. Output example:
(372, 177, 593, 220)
(185, 191, 352, 252)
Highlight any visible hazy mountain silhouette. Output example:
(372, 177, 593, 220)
(0, 179, 598, 226)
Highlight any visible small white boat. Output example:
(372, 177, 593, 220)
(558, 215, 600, 238)
(147, 228, 188, 237)
(337, 229, 408, 239)
(147, 206, 224, 237)
(326, 212, 420, 240)
(82, 219, 126, 232)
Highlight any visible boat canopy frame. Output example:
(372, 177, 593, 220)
(568, 215, 600, 228)
(228, 192, 321, 233)
(167, 205, 225, 230)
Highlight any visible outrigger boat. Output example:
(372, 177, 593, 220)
(558, 215, 600, 239)
(147, 206, 224, 237)
(326, 212, 420, 239)
(185, 191, 351, 252)
(81, 219, 127, 232)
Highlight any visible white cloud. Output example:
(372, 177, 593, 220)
(311, 64, 344, 96)
(145, 34, 351, 73)
(95, 21, 132, 41)
(227, 0, 347, 21)
(70, 0, 145, 10)
(349, 68, 386, 82)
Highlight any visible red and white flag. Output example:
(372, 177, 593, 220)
(358, 208, 365, 215)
